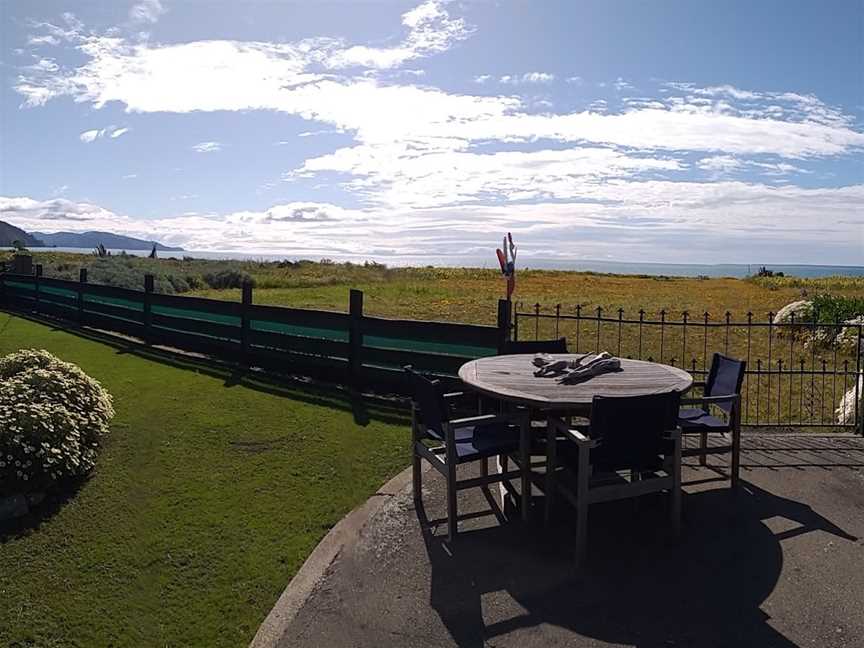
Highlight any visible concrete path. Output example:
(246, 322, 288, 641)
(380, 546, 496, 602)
(270, 436, 864, 648)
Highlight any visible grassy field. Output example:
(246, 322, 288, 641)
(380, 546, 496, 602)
(0, 313, 408, 648)
(21, 251, 864, 323)
(13, 252, 864, 426)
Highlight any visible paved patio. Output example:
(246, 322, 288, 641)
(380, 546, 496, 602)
(277, 435, 864, 648)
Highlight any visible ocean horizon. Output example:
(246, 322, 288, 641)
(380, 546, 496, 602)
(22, 247, 864, 279)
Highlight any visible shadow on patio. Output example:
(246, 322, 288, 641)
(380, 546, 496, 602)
(280, 437, 864, 648)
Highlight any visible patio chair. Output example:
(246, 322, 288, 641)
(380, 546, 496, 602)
(678, 353, 746, 487)
(548, 391, 682, 566)
(501, 337, 568, 355)
(405, 367, 530, 542)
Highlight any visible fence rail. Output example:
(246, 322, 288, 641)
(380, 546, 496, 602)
(515, 302, 863, 433)
(0, 270, 508, 392)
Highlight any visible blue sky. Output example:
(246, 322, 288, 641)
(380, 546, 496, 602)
(1, 0, 862, 264)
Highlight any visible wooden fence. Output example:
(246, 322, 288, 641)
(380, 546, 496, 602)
(0, 267, 510, 392)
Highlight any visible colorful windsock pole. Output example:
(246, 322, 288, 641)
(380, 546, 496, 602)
(496, 232, 517, 301)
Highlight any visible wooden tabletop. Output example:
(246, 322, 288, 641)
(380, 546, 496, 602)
(459, 354, 693, 409)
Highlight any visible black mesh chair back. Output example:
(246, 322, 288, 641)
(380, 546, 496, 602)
(705, 354, 746, 414)
(589, 391, 681, 471)
(404, 366, 450, 439)
(501, 338, 568, 355)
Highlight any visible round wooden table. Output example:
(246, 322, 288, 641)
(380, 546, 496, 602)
(458, 354, 693, 410)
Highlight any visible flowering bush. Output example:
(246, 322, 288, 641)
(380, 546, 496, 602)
(836, 375, 862, 425)
(835, 316, 864, 354)
(0, 349, 114, 494)
(773, 299, 814, 327)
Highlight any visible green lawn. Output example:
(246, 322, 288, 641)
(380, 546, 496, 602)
(0, 313, 408, 648)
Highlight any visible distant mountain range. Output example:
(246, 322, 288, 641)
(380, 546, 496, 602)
(30, 229, 184, 251)
(0, 220, 183, 251)
(0, 220, 42, 247)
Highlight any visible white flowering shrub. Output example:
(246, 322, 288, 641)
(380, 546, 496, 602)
(835, 316, 864, 354)
(836, 375, 862, 426)
(0, 349, 114, 494)
(773, 300, 814, 329)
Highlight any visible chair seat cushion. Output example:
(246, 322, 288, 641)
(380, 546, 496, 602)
(678, 408, 730, 432)
(452, 422, 520, 463)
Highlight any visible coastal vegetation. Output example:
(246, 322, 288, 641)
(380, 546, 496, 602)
(13, 251, 864, 322)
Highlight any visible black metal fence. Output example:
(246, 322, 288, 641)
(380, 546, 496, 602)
(514, 303, 863, 433)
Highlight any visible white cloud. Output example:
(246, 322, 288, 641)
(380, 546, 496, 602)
(698, 155, 744, 174)
(79, 125, 130, 142)
(612, 77, 633, 91)
(129, 0, 166, 25)
(322, 0, 471, 69)
(499, 72, 555, 84)
(122, 173, 138, 179)
(3, 184, 862, 264)
(192, 141, 221, 153)
(28, 34, 61, 46)
(474, 74, 492, 84)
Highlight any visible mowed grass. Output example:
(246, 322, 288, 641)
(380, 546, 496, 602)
(0, 313, 408, 648)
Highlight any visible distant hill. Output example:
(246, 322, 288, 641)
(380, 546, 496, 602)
(0, 220, 43, 247)
(31, 231, 184, 251)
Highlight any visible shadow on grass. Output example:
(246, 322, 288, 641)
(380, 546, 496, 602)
(2, 309, 408, 428)
(0, 475, 89, 543)
(419, 481, 857, 648)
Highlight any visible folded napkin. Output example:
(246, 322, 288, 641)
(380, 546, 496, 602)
(533, 351, 622, 384)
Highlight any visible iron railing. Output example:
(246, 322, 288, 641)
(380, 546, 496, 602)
(514, 303, 863, 433)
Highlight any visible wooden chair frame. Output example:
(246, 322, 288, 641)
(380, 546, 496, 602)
(680, 389, 742, 488)
(544, 416, 682, 567)
(411, 392, 531, 542)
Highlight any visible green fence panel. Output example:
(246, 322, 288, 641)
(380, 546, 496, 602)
(152, 304, 241, 326)
(82, 293, 145, 311)
(251, 319, 349, 342)
(363, 335, 496, 358)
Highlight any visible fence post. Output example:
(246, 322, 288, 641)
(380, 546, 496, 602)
(857, 325, 863, 437)
(349, 289, 364, 385)
(78, 268, 87, 325)
(143, 274, 154, 344)
(497, 299, 512, 353)
(34, 264, 42, 314)
(241, 280, 253, 366)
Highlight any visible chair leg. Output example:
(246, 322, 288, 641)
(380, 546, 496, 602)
(731, 424, 741, 489)
(520, 418, 531, 522)
(412, 448, 422, 504)
(500, 454, 510, 512)
(671, 434, 682, 537)
(699, 431, 708, 466)
(447, 462, 458, 542)
(574, 442, 590, 568)
(544, 418, 557, 525)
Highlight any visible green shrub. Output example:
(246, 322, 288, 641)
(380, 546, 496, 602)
(0, 349, 114, 494)
(811, 294, 864, 324)
(202, 269, 255, 289)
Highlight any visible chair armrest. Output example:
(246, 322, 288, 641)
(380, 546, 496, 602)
(662, 427, 682, 441)
(562, 427, 599, 447)
(443, 391, 469, 400)
(448, 411, 528, 428)
(680, 394, 740, 406)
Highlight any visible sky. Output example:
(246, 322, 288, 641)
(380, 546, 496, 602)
(1, 0, 863, 265)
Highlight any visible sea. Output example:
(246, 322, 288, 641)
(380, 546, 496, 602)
(26, 247, 864, 279)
